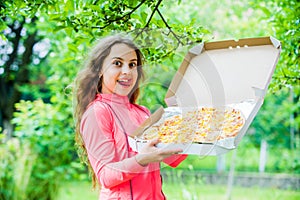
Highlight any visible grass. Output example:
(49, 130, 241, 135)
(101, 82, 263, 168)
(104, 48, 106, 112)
(57, 141, 299, 200)
(163, 182, 300, 200)
(57, 180, 300, 200)
(58, 181, 98, 199)
(173, 140, 299, 174)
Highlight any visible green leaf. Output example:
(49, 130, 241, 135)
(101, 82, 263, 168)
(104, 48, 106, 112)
(140, 11, 148, 24)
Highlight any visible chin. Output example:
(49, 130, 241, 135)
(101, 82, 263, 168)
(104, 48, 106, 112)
(115, 90, 131, 96)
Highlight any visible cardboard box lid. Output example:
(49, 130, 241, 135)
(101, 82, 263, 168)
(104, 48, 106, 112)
(165, 36, 281, 107)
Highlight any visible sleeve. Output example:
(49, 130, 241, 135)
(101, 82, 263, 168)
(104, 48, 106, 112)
(80, 103, 145, 189)
(163, 154, 188, 168)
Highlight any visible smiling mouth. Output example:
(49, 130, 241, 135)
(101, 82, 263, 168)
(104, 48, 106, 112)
(117, 79, 132, 87)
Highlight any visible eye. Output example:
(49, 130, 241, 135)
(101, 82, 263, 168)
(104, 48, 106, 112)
(129, 62, 137, 69)
(113, 60, 122, 67)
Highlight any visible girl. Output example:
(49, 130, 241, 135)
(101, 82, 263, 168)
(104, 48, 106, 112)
(74, 35, 187, 199)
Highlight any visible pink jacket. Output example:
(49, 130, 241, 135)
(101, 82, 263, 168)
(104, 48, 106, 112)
(80, 93, 187, 199)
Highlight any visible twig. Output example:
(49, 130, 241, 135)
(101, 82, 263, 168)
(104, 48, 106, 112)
(157, 8, 183, 45)
(145, 0, 163, 28)
(280, 68, 300, 81)
(91, 0, 146, 29)
(134, 0, 163, 40)
(274, 75, 300, 81)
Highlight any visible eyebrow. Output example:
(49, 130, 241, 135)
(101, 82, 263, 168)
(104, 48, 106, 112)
(112, 57, 138, 62)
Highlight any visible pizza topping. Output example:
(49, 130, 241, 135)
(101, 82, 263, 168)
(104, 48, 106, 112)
(141, 107, 245, 144)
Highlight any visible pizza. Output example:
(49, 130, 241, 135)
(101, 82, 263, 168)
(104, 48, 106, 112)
(141, 107, 245, 144)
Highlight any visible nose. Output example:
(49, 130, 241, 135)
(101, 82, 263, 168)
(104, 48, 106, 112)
(121, 64, 131, 74)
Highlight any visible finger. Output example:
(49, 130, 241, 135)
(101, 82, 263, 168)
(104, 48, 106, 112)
(160, 148, 183, 155)
(148, 138, 160, 146)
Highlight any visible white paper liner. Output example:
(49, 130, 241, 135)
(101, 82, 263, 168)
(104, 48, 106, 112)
(135, 99, 256, 151)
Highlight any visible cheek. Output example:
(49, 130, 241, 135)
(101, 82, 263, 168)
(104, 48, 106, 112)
(102, 74, 116, 88)
(103, 69, 119, 81)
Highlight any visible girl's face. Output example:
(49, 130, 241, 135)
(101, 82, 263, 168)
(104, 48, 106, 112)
(101, 43, 139, 96)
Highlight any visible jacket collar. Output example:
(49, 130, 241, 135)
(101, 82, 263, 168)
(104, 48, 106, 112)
(95, 93, 130, 105)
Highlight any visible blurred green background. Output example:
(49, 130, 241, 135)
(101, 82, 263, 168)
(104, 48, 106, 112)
(0, 0, 299, 199)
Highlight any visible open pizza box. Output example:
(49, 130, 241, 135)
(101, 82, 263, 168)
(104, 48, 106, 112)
(128, 36, 281, 156)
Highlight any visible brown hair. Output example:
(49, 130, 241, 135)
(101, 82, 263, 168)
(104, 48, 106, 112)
(73, 35, 145, 188)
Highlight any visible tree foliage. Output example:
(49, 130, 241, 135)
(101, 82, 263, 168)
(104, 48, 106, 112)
(0, 0, 299, 198)
(0, 0, 209, 198)
(253, 0, 300, 93)
(0, 0, 209, 128)
(249, 0, 300, 150)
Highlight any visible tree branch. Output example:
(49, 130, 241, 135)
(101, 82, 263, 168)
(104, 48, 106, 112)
(4, 18, 25, 79)
(133, 0, 163, 39)
(91, 0, 146, 30)
(157, 8, 183, 46)
(274, 75, 300, 81)
(145, 0, 162, 28)
(280, 68, 300, 81)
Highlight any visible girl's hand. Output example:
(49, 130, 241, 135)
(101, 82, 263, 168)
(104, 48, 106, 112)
(135, 138, 183, 166)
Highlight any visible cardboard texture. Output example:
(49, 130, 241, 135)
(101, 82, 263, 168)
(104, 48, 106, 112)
(129, 36, 281, 156)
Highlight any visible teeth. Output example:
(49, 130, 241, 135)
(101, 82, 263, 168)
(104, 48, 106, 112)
(119, 79, 129, 82)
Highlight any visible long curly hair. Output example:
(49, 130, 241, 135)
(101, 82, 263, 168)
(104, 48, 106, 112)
(73, 35, 145, 188)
